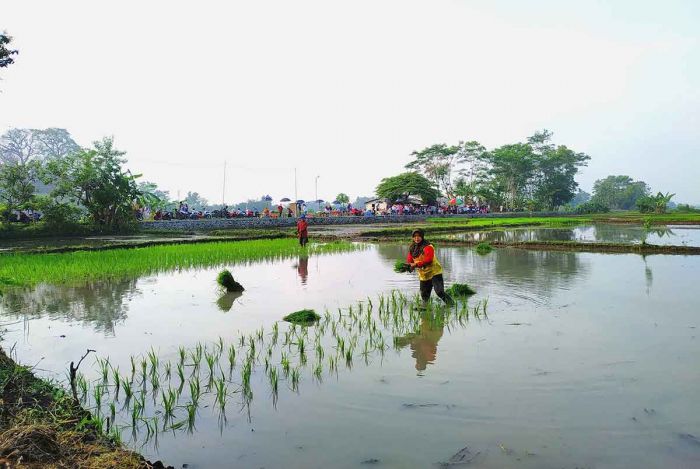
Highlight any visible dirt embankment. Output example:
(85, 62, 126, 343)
(0, 347, 171, 469)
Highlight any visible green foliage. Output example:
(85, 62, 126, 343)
(335, 193, 350, 204)
(375, 172, 439, 204)
(591, 175, 649, 210)
(283, 309, 321, 325)
(405, 143, 460, 195)
(446, 283, 476, 297)
(675, 204, 700, 213)
(216, 270, 244, 292)
(636, 192, 675, 214)
(0, 160, 38, 218)
(43, 137, 143, 230)
(34, 195, 82, 229)
(574, 200, 610, 214)
(0, 31, 19, 68)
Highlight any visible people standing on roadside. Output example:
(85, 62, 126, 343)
(407, 229, 454, 307)
(296, 214, 309, 247)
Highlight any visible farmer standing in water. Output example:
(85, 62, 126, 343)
(407, 229, 454, 306)
(296, 213, 309, 247)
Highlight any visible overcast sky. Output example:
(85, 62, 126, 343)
(2, 0, 699, 204)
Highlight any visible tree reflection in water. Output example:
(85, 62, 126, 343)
(0, 278, 139, 335)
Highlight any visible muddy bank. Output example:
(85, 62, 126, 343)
(0, 347, 170, 469)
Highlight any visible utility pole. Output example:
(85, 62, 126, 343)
(294, 168, 298, 213)
(222, 161, 226, 208)
(315, 175, 320, 212)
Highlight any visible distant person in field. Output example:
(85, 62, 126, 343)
(296, 214, 309, 247)
(407, 229, 454, 306)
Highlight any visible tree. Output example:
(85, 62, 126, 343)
(138, 181, 170, 209)
(0, 161, 38, 220)
(591, 175, 649, 210)
(375, 172, 439, 204)
(34, 128, 80, 160)
(184, 191, 208, 208)
(637, 192, 675, 214)
(335, 193, 350, 204)
(477, 143, 536, 210)
(405, 143, 460, 196)
(0, 129, 40, 165)
(0, 32, 19, 69)
(570, 189, 591, 207)
(44, 137, 143, 229)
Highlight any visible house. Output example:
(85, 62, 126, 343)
(364, 198, 390, 212)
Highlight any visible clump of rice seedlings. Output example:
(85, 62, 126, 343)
(447, 283, 476, 297)
(290, 367, 301, 392)
(227, 344, 236, 370)
(186, 402, 197, 432)
(205, 350, 217, 378)
(214, 377, 227, 409)
(178, 346, 186, 365)
(164, 361, 172, 380)
(96, 357, 110, 384)
(109, 425, 123, 446)
(150, 368, 160, 392)
(189, 378, 201, 406)
(271, 322, 279, 345)
(241, 360, 252, 397)
(268, 367, 279, 395)
(394, 259, 412, 273)
(109, 401, 116, 421)
(140, 359, 148, 385)
(93, 385, 103, 413)
(217, 269, 245, 292)
(77, 374, 88, 403)
(328, 355, 338, 374)
(147, 347, 159, 375)
(281, 352, 291, 377)
(283, 309, 321, 325)
(475, 242, 493, 255)
(122, 377, 133, 402)
(313, 362, 323, 382)
(256, 327, 264, 342)
(112, 367, 121, 399)
(315, 343, 324, 361)
(176, 362, 185, 385)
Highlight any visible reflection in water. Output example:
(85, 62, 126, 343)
(215, 291, 243, 312)
(0, 279, 138, 335)
(395, 311, 445, 372)
(296, 255, 309, 285)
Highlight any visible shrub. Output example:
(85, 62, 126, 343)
(574, 201, 610, 214)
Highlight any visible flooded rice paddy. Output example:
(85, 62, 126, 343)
(443, 223, 700, 247)
(1, 237, 699, 468)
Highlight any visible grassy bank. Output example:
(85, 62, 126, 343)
(0, 347, 154, 468)
(430, 239, 700, 255)
(0, 238, 361, 287)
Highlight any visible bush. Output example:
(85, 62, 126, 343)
(635, 196, 656, 213)
(574, 201, 610, 214)
(34, 196, 82, 230)
(675, 204, 700, 213)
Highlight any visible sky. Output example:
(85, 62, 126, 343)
(1, 0, 699, 205)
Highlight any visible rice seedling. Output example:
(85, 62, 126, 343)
(447, 283, 476, 297)
(256, 327, 264, 342)
(205, 350, 217, 378)
(76, 373, 88, 403)
(217, 337, 225, 355)
(186, 402, 197, 432)
(217, 269, 245, 292)
(227, 344, 236, 370)
(394, 259, 412, 273)
(147, 347, 160, 376)
(130, 356, 136, 378)
(290, 367, 301, 392)
(112, 367, 121, 399)
(122, 376, 133, 402)
(178, 346, 186, 365)
(176, 362, 185, 385)
(214, 377, 227, 409)
(109, 401, 116, 421)
(283, 309, 320, 325)
(189, 378, 201, 406)
(268, 367, 279, 395)
(315, 343, 324, 361)
(164, 361, 172, 380)
(312, 362, 323, 382)
(328, 355, 338, 374)
(140, 359, 148, 385)
(475, 242, 493, 255)
(96, 357, 110, 384)
(161, 388, 177, 422)
(93, 385, 103, 413)
(281, 352, 290, 377)
(109, 425, 123, 446)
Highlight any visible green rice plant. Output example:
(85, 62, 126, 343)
(109, 401, 116, 421)
(447, 283, 476, 297)
(290, 367, 301, 392)
(176, 362, 185, 385)
(161, 388, 177, 422)
(178, 346, 186, 366)
(283, 309, 320, 325)
(394, 259, 412, 273)
(96, 357, 110, 384)
(140, 359, 148, 385)
(214, 377, 227, 409)
(475, 242, 493, 255)
(296, 337, 306, 355)
(112, 367, 121, 399)
(227, 344, 236, 370)
(76, 373, 88, 403)
(150, 368, 160, 392)
(217, 269, 245, 292)
(315, 343, 324, 361)
(122, 376, 133, 402)
(186, 402, 197, 432)
(131, 398, 143, 426)
(93, 385, 103, 413)
(256, 327, 264, 342)
(328, 355, 337, 374)
(281, 352, 290, 377)
(130, 356, 136, 379)
(109, 425, 123, 446)
(164, 361, 172, 380)
(189, 378, 201, 406)
(268, 367, 279, 396)
(147, 347, 159, 376)
(217, 337, 225, 355)
(312, 362, 323, 382)
(271, 322, 279, 345)
(205, 350, 217, 378)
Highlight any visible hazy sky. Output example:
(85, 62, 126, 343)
(2, 0, 699, 204)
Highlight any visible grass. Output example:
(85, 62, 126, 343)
(283, 309, 321, 325)
(216, 269, 245, 292)
(0, 238, 361, 287)
(446, 283, 476, 297)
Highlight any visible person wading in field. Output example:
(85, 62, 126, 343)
(407, 229, 454, 307)
(296, 214, 309, 247)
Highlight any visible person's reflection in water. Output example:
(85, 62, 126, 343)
(394, 311, 445, 373)
(297, 255, 309, 285)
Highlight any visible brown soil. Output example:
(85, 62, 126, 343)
(430, 240, 700, 255)
(0, 347, 171, 469)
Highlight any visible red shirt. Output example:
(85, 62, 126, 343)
(297, 219, 308, 235)
(407, 245, 434, 267)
